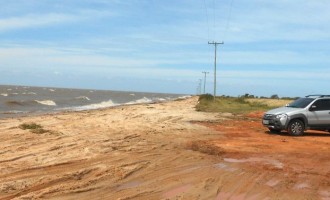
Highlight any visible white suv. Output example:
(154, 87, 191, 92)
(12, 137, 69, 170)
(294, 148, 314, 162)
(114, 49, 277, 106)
(262, 95, 330, 136)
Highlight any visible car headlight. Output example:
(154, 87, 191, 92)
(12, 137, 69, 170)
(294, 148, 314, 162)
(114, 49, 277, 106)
(276, 114, 288, 119)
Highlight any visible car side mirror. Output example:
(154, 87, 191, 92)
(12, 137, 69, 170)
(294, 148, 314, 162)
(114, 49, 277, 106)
(309, 105, 317, 111)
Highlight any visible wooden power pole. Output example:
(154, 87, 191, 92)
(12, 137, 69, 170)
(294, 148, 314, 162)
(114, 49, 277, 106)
(202, 71, 209, 94)
(208, 41, 224, 100)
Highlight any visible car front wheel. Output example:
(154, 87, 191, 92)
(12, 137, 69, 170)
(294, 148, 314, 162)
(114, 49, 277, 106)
(287, 119, 304, 136)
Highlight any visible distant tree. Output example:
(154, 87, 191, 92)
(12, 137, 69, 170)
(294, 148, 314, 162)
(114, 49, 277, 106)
(270, 94, 279, 99)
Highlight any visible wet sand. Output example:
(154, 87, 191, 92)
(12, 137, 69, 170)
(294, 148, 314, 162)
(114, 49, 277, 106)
(0, 97, 329, 199)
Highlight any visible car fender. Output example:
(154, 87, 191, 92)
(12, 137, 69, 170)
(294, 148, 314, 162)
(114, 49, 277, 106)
(286, 114, 308, 129)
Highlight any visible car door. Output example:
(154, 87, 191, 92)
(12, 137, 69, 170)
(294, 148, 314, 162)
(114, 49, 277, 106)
(307, 99, 330, 126)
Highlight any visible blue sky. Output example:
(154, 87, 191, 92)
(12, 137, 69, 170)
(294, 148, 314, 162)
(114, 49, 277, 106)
(0, 0, 329, 97)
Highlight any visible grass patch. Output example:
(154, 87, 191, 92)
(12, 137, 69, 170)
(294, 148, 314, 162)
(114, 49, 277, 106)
(196, 95, 292, 114)
(19, 122, 49, 134)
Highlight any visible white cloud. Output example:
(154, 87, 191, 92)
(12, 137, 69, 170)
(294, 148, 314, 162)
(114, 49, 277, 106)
(216, 0, 330, 42)
(0, 13, 78, 32)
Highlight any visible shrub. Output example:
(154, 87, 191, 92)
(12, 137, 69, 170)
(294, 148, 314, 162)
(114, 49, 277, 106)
(198, 93, 214, 101)
(19, 122, 49, 134)
(19, 123, 42, 130)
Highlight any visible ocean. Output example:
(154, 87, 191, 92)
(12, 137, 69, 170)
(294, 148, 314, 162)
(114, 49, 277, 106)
(0, 85, 188, 119)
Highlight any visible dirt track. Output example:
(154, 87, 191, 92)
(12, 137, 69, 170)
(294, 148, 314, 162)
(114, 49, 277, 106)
(0, 97, 329, 200)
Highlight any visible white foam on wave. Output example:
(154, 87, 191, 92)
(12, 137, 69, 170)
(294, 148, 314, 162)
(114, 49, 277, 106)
(177, 95, 192, 100)
(1, 93, 8, 97)
(69, 100, 117, 111)
(125, 97, 153, 105)
(35, 100, 57, 106)
(75, 96, 91, 101)
(49, 89, 55, 92)
(28, 92, 37, 95)
(1, 110, 27, 114)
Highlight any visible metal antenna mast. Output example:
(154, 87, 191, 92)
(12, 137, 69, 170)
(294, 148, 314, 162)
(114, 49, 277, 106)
(202, 71, 209, 94)
(208, 41, 224, 100)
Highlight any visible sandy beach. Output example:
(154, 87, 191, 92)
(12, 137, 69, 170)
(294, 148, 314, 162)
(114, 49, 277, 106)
(0, 97, 329, 200)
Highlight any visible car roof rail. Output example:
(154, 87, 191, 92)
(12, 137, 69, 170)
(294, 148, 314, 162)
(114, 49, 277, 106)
(305, 94, 330, 98)
(305, 94, 323, 97)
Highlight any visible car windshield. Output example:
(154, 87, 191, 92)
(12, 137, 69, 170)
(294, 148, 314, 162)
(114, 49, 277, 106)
(287, 98, 314, 108)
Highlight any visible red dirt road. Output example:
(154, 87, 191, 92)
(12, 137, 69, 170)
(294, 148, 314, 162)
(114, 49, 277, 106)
(200, 111, 330, 200)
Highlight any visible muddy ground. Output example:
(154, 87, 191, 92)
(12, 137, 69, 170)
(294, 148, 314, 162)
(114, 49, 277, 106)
(0, 97, 329, 200)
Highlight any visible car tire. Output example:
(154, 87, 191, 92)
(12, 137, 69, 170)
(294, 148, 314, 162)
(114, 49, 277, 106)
(287, 119, 304, 136)
(268, 128, 281, 133)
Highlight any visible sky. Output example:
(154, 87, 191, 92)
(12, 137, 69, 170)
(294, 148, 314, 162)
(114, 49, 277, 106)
(0, 0, 329, 97)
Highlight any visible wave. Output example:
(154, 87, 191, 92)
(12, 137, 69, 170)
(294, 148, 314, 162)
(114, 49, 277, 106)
(125, 97, 153, 105)
(58, 100, 117, 111)
(75, 96, 91, 101)
(1, 110, 28, 114)
(177, 95, 192, 100)
(6, 101, 25, 106)
(35, 100, 57, 106)
(5, 100, 57, 107)
(1, 93, 8, 97)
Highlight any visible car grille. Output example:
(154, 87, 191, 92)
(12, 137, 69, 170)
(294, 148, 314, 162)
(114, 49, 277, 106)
(263, 114, 274, 120)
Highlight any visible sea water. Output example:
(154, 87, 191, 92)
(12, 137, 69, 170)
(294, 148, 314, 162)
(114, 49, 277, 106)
(0, 85, 188, 119)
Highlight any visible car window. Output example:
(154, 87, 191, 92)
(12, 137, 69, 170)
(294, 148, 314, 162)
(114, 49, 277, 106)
(288, 98, 314, 108)
(311, 99, 330, 111)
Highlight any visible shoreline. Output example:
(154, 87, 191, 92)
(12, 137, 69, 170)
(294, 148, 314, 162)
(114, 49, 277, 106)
(0, 95, 192, 120)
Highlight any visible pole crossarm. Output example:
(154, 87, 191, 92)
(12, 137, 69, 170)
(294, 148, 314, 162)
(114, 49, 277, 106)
(208, 41, 224, 100)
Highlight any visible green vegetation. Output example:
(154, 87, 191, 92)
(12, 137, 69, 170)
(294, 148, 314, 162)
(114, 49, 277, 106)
(196, 94, 291, 114)
(19, 122, 48, 134)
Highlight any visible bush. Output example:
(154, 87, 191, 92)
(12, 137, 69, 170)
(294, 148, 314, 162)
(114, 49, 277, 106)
(19, 122, 49, 134)
(19, 123, 42, 130)
(198, 93, 214, 101)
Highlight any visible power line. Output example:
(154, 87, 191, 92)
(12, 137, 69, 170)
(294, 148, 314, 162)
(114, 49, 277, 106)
(224, 0, 234, 40)
(203, 0, 210, 41)
(213, 0, 216, 41)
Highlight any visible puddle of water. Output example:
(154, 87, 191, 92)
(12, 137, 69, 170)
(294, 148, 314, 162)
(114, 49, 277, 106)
(224, 158, 249, 163)
(214, 163, 238, 172)
(266, 179, 280, 187)
(224, 157, 283, 169)
(293, 182, 310, 190)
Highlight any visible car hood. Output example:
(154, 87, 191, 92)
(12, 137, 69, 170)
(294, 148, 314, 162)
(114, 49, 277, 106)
(265, 107, 302, 115)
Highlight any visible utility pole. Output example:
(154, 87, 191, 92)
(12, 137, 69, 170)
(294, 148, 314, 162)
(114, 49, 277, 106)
(208, 41, 224, 100)
(198, 79, 202, 95)
(202, 71, 209, 94)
